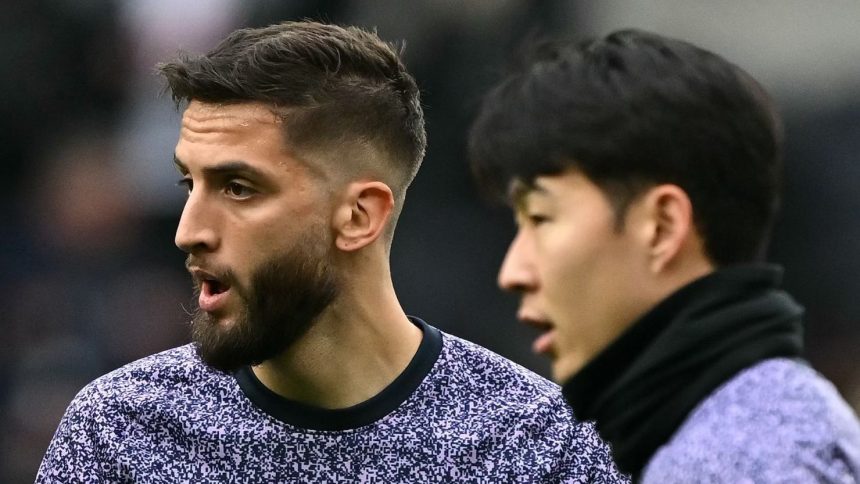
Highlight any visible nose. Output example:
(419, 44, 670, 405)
(174, 194, 219, 254)
(497, 229, 537, 293)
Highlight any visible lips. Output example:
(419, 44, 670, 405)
(190, 268, 233, 313)
(531, 329, 556, 356)
(518, 311, 556, 356)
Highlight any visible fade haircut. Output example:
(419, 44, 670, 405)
(158, 21, 426, 236)
(469, 29, 783, 266)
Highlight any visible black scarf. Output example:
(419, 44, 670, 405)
(562, 265, 804, 481)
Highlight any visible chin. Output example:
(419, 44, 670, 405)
(213, 314, 239, 328)
(552, 358, 585, 383)
(550, 366, 569, 384)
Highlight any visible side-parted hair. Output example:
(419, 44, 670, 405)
(469, 29, 783, 266)
(158, 21, 426, 222)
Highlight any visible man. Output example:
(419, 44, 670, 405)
(469, 29, 860, 482)
(37, 21, 626, 482)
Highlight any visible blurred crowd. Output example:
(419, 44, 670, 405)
(2, 1, 859, 482)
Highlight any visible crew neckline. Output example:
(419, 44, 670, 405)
(234, 316, 443, 431)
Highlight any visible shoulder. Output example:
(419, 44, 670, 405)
(644, 358, 860, 482)
(38, 344, 233, 481)
(429, 332, 627, 481)
(87, 344, 222, 395)
(435, 332, 565, 406)
(63, 344, 232, 427)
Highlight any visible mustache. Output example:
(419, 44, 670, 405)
(184, 256, 244, 299)
(185, 256, 235, 282)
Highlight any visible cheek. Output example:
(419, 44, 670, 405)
(242, 212, 330, 264)
(537, 230, 626, 326)
(537, 232, 598, 297)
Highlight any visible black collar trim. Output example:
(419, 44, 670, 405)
(234, 316, 443, 431)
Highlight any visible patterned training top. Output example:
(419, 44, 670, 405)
(37, 318, 627, 483)
(643, 358, 860, 483)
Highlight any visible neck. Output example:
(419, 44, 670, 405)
(251, 262, 421, 409)
(562, 264, 804, 477)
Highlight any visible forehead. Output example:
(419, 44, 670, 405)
(175, 100, 299, 173)
(180, 100, 283, 141)
(175, 100, 336, 183)
(510, 171, 608, 209)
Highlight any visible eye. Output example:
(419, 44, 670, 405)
(225, 181, 255, 199)
(527, 214, 550, 226)
(176, 178, 193, 194)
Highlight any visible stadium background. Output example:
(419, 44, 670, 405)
(2, 1, 859, 481)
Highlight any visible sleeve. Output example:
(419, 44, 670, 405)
(575, 421, 630, 483)
(558, 423, 631, 484)
(642, 431, 860, 483)
(549, 404, 630, 484)
(35, 384, 118, 483)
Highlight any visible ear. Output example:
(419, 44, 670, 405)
(332, 181, 395, 252)
(639, 184, 694, 273)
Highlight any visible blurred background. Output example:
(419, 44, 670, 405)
(2, 1, 859, 481)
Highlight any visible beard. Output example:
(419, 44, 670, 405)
(188, 236, 340, 373)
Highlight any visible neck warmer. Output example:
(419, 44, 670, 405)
(562, 265, 804, 480)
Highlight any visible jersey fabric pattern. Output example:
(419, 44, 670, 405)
(643, 358, 860, 483)
(37, 318, 627, 483)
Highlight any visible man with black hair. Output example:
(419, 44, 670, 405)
(469, 29, 860, 482)
(37, 21, 626, 482)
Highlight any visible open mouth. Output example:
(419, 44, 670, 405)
(518, 312, 556, 356)
(531, 328, 556, 356)
(195, 272, 232, 313)
(203, 278, 229, 296)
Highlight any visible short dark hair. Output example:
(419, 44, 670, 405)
(158, 21, 426, 206)
(469, 29, 783, 266)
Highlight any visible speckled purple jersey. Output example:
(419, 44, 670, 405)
(644, 358, 860, 483)
(37, 318, 627, 483)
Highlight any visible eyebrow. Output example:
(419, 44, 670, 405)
(508, 179, 549, 209)
(173, 155, 266, 178)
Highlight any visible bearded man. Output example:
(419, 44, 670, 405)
(37, 21, 626, 483)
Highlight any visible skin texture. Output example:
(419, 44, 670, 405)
(498, 169, 713, 382)
(174, 100, 421, 409)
